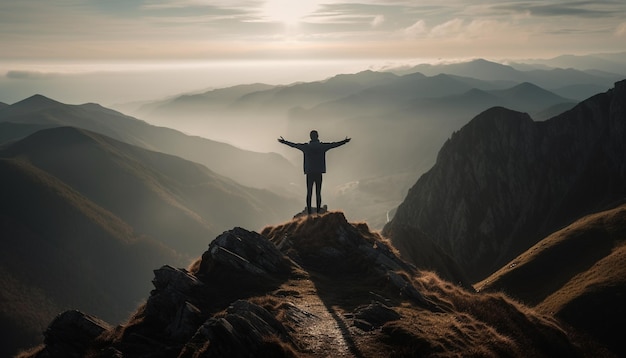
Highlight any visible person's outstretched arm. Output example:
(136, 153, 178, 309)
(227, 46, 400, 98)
(325, 136, 351, 149)
(278, 136, 300, 148)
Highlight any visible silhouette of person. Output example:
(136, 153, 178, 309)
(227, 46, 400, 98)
(278, 130, 351, 215)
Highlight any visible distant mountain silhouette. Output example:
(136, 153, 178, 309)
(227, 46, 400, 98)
(20, 212, 601, 357)
(401, 59, 522, 82)
(395, 58, 621, 92)
(550, 83, 609, 101)
(0, 95, 297, 190)
(137, 83, 276, 118)
(401, 82, 574, 122)
(234, 70, 398, 112)
(514, 52, 626, 77)
(138, 70, 398, 120)
(385, 80, 626, 282)
(476, 203, 626, 356)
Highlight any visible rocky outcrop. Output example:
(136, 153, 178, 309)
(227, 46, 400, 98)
(179, 300, 295, 357)
(36, 310, 111, 358)
(24, 213, 594, 357)
(195, 226, 292, 278)
(385, 80, 626, 281)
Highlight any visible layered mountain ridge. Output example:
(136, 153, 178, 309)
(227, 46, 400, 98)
(0, 95, 297, 190)
(385, 80, 626, 281)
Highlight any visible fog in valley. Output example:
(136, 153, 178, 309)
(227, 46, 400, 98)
(2, 55, 626, 228)
(114, 55, 626, 226)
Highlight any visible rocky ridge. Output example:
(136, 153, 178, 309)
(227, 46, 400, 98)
(22, 212, 594, 357)
(385, 79, 626, 281)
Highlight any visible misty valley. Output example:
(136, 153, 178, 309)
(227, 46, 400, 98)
(2, 56, 626, 357)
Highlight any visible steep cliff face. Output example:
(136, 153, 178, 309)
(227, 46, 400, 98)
(385, 80, 626, 281)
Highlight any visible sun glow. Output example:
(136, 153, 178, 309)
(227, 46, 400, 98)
(262, 0, 318, 25)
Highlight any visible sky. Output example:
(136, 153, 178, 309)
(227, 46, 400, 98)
(1, 0, 626, 104)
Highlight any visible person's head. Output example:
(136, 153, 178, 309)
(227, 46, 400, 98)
(310, 130, 319, 141)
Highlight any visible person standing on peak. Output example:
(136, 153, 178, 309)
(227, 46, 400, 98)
(278, 130, 351, 215)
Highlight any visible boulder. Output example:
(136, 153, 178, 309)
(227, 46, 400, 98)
(352, 302, 401, 331)
(144, 265, 205, 342)
(40, 310, 110, 358)
(198, 227, 291, 277)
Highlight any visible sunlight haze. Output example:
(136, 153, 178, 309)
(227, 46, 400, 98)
(1, 0, 625, 145)
(2, 0, 624, 106)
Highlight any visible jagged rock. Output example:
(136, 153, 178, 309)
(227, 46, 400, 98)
(20, 212, 603, 357)
(153, 264, 202, 292)
(352, 302, 401, 331)
(198, 227, 291, 277)
(39, 310, 110, 358)
(180, 300, 293, 357)
(144, 265, 205, 342)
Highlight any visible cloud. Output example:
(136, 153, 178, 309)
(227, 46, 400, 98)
(371, 14, 385, 27)
(494, 2, 622, 19)
(5, 70, 61, 80)
(616, 22, 626, 37)
(430, 18, 464, 38)
(404, 20, 427, 37)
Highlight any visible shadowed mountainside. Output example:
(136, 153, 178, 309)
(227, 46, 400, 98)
(476, 203, 626, 356)
(1, 126, 300, 256)
(0, 158, 181, 357)
(20, 212, 607, 358)
(0, 95, 297, 191)
(384, 79, 626, 282)
(0, 126, 299, 356)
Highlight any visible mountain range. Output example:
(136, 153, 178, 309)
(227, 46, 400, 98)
(3, 56, 626, 356)
(0, 95, 297, 191)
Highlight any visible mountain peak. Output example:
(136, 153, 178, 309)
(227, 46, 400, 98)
(11, 94, 63, 109)
(504, 81, 559, 97)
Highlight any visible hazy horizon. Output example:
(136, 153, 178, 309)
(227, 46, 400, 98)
(2, 0, 626, 106)
(1, 53, 605, 107)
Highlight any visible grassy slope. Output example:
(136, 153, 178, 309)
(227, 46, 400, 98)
(476, 203, 626, 355)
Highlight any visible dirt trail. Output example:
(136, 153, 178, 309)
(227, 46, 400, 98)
(279, 279, 357, 358)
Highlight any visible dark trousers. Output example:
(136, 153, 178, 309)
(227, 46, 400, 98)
(306, 173, 323, 214)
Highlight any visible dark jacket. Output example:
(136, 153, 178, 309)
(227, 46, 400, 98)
(281, 138, 349, 174)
